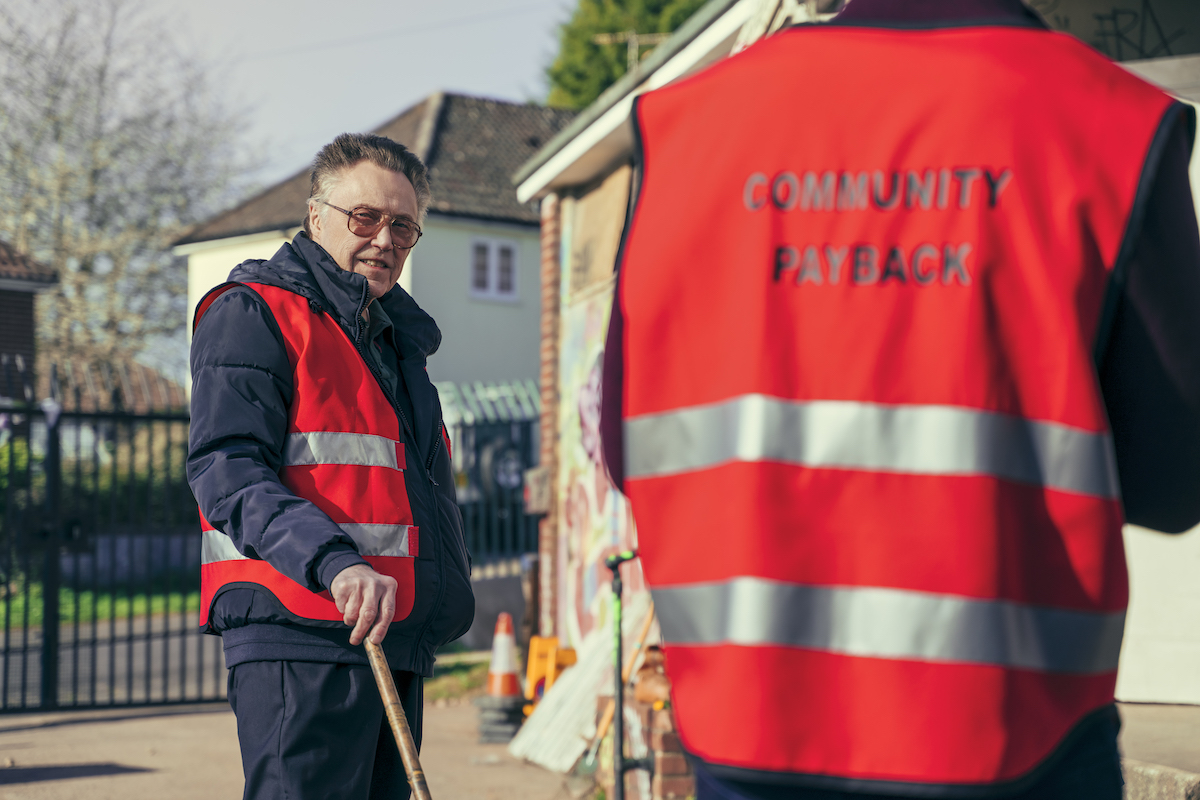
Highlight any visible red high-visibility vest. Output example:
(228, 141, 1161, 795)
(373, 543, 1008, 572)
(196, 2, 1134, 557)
(195, 282, 418, 627)
(619, 23, 1180, 789)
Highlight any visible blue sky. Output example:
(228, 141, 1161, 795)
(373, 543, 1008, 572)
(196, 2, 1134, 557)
(170, 0, 572, 186)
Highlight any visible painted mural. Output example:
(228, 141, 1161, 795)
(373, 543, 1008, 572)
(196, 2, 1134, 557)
(555, 165, 646, 649)
(555, 277, 643, 648)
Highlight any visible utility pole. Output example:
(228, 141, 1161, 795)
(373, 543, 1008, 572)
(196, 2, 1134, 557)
(592, 30, 671, 74)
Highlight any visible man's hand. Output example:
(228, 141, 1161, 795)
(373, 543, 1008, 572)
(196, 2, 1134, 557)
(330, 564, 397, 646)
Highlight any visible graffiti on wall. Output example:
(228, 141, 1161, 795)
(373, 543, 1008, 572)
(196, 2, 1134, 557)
(555, 278, 643, 648)
(554, 165, 646, 649)
(1028, 0, 1196, 60)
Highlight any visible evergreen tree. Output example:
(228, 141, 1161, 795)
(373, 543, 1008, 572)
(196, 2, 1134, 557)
(547, 0, 709, 110)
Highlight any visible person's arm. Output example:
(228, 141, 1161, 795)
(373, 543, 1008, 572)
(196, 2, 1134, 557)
(188, 287, 395, 643)
(1100, 112, 1200, 533)
(600, 277, 626, 493)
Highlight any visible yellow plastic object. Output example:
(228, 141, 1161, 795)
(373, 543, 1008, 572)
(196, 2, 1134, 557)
(524, 636, 578, 706)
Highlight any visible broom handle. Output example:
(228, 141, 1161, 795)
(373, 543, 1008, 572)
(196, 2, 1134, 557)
(592, 602, 656, 748)
(366, 640, 434, 800)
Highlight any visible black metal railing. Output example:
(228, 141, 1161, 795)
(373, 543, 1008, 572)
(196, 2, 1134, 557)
(451, 419, 540, 561)
(0, 357, 224, 712)
(439, 380, 543, 564)
(0, 363, 543, 713)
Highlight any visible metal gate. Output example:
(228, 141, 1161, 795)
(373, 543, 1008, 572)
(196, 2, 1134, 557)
(0, 364, 543, 713)
(439, 380, 542, 563)
(0, 357, 223, 712)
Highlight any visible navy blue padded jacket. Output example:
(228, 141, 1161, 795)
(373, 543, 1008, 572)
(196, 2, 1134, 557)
(187, 233, 474, 675)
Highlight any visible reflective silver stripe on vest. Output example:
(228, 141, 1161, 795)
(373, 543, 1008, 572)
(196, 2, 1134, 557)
(202, 528, 248, 563)
(652, 577, 1125, 674)
(201, 524, 414, 562)
(337, 523, 416, 558)
(624, 395, 1119, 498)
(284, 431, 401, 470)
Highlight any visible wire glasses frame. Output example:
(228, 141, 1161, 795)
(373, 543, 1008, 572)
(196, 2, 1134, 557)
(321, 201, 423, 249)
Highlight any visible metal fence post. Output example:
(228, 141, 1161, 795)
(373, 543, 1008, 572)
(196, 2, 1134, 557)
(40, 386, 63, 709)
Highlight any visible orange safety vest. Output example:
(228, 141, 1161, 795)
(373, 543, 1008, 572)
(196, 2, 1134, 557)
(619, 24, 1180, 789)
(195, 282, 418, 628)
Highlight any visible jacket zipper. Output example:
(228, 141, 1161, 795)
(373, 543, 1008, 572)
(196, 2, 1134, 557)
(424, 430, 441, 486)
(350, 299, 415, 441)
(344, 291, 449, 665)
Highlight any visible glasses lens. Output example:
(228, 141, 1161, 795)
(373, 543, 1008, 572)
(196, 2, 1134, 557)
(391, 221, 419, 248)
(347, 208, 383, 236)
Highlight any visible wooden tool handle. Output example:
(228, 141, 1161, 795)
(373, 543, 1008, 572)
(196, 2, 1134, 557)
(366, 640, 434, 800)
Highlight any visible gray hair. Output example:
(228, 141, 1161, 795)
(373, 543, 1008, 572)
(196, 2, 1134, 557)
(304, 133, 432, 235)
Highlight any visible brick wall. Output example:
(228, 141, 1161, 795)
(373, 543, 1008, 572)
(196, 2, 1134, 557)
(596, 697, 695, 800)
(0, 289, 35, 367)
(648, 705, 695, 800)
(536, 193, 562, 638)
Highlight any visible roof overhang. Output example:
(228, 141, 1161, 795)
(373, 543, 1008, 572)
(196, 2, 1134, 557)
(0, 277, 56, 293)
(514, 0, 756, 203)
(172, 226, 299, 257)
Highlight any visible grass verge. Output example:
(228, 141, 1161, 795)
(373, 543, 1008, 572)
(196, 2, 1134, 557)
(0, 584, 200, 628)
(425, 659, 490, 702)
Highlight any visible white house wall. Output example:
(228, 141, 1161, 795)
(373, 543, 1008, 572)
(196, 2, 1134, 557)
(412, 216, 541, 384)
(184, 232, 293, 344)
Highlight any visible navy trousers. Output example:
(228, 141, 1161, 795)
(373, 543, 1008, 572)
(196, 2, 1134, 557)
(694, 708, 1122, 800)
(228, 661, 423, 800)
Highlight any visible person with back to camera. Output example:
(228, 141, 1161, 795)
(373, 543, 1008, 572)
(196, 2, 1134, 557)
(601, 1, 1200, 798)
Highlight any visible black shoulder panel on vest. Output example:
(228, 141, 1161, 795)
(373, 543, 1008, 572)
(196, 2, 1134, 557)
(613, 95, 649, 279)
(1093, 101, 1192, 366)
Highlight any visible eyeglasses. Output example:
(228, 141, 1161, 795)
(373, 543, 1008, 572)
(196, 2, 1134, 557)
(321, 202, 423, 249)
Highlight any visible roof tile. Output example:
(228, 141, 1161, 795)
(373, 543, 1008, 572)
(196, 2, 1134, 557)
(175, 93, 575, 246)
(0, 239, 55, 285)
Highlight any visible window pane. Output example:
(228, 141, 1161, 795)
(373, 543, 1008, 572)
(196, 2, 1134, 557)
(473, 244, 489, 290)
(498, 247, 514, 294)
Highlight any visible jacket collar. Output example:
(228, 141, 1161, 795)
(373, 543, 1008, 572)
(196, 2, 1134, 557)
(833, 0, 1047, 28)
(228, 232, 442, 361)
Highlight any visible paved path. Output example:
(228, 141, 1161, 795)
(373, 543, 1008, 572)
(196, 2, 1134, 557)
(0, 701, 570, 800)
(0, 699, 1196, 799)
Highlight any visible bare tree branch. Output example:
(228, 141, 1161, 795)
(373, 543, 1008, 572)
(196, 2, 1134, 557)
(0, 0, 253, 367)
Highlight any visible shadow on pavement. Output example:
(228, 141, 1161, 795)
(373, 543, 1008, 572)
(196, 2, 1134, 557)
(0, 702, 230, 735)
(0, 763, 152, 785)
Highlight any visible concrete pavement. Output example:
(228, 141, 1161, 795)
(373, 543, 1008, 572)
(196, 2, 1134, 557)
(1120, 703, 1200, 799)
(0, 700, 1196, 798)
(0, 701, 570, 800)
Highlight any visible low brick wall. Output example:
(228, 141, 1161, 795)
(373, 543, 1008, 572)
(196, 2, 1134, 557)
(1125, 760, 1200, 800)
(596, 694, 694, 800)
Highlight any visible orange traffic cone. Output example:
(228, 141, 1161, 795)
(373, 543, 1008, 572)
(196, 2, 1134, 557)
(485, 612, 521, 697)
(477, 612, 524, 743)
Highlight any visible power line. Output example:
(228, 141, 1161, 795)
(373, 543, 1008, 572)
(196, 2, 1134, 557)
(239, 2, 556, 64)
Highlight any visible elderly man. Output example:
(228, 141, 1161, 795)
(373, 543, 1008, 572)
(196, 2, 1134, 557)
(188, 133, 473, 800)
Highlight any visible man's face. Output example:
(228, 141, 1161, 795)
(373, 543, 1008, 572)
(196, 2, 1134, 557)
(309, 160, 419, 300)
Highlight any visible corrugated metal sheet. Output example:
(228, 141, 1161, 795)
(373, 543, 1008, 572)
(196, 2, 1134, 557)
(435, 379, 540, 426)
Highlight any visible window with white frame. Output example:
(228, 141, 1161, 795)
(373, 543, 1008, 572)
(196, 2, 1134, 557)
(470, 239, 518, 301)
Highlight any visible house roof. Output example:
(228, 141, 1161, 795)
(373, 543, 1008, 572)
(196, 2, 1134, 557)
(0, 238, 56, 287)
(0, 355, 187, 413)
(175, 93, 576, 247)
